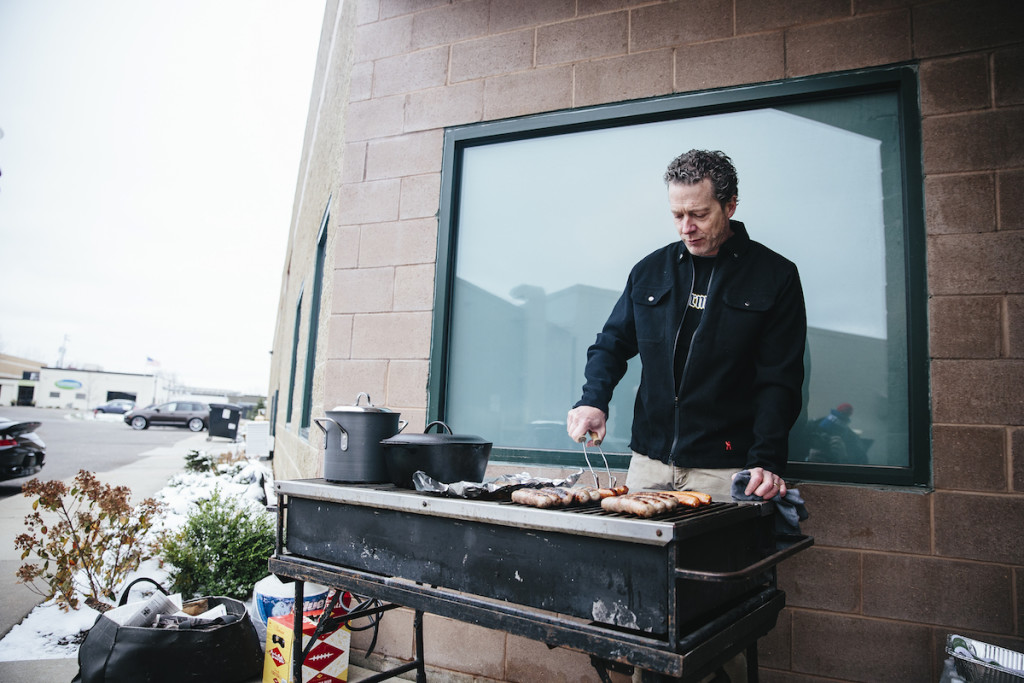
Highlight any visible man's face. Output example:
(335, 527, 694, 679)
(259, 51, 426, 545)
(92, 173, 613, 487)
(668, 178, 737, 257)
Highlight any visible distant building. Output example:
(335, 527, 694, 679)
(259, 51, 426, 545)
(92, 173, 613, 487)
(0, 353, 43, 406)
(35, 367, 161, 410)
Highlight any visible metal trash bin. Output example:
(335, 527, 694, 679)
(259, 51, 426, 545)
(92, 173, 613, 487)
(207, 403, 242, 441)
(947, 634, 1024, 683)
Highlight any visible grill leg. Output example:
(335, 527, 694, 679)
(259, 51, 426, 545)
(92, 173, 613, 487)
(746, 643, 758, 682)
(414, 609, 427, 682)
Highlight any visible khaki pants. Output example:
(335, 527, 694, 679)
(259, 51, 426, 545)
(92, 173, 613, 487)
(627, 453, 747, 683)
(625, 452, 740, 501)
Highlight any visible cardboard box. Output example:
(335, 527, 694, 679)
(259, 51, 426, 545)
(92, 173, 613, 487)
(263, 607, 350, 683)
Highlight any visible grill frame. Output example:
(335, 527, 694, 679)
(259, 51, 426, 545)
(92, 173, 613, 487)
(270, 479, 811, 680)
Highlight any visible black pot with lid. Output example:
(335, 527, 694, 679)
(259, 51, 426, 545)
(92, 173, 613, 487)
(314, 392, 407, 483)
(380, 420, 491, 489)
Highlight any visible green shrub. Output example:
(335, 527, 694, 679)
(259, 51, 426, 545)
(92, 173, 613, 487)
(15, 471, 163, 612)
(183, 449, 215, 473)
(160, 489, 274, 600)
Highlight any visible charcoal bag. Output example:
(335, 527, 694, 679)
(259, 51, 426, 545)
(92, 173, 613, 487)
(73, 578, 263, 683)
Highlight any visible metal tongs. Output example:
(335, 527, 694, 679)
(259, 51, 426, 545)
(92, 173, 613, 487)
(578, 431, 616, 488)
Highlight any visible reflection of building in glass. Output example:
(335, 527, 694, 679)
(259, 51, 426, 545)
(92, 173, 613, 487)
(796, 326, 893, 466)
(450, 276, 900, 466)
(447, 279, 636, 454)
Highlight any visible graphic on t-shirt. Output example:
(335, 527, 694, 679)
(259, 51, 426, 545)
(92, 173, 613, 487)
(689, 292, 707, 310)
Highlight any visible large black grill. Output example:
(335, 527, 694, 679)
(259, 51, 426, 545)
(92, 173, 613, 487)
(269, 479, 811, 682)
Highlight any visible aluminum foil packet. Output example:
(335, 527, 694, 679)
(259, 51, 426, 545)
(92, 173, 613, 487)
(413, 469, 583, 499)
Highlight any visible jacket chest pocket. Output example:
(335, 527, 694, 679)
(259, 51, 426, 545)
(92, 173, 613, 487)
(716, 289, 772, 352)
(631, 285, 673, 343)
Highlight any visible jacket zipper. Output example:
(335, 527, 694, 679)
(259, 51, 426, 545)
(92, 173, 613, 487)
(670, 255, 716, 459)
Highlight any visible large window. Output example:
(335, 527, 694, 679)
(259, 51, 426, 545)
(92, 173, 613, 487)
(286, 288, 302, 425)
(430, 66, 928, 487)
(299, 200, 331, 439)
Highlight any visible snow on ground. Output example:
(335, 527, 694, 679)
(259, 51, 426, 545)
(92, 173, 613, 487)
(0, 449, 274, 662)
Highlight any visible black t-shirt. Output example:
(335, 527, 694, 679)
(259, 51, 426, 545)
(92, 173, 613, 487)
(673, 255, 714, 392)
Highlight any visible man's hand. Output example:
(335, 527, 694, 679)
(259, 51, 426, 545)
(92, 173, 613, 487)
(567, 406, 607, 446)
(738, 466, 787, 499)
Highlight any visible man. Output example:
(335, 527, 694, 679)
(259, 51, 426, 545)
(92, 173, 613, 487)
(566, 150, 806, 502)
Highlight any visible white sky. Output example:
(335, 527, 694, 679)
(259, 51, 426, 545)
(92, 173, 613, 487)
(0, 1, 327, 394)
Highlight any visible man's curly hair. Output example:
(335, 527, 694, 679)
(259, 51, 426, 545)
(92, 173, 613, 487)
(663, 150, 738, 207)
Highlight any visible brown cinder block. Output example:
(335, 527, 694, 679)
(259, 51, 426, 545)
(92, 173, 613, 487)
(924, 173, 995, 235)
(931, 359, 1024, 426)
(366, 130, 444, 181)
(323, 359, 390, 412)
(913, 0, 1024, 59)
(386, 359, 429, 409)
(346, 96, 406, 142)
(998, 169, 1024, 231)
(1010, 295, 1024, 360)
(354, 14, 414, 62)
(790, 611, 932, 680)
(450, 29, 535, 83)
(536, 12, 628, 66)
(799, 483, 931, 552)
(785, 11, 912, 77)
(630, 0, 732, 52)
(332, 267, 395, 314)
(372, 46, 449, 98)
(337, 179, 401, 225)
(777, 546, 860, 612)
(358, 217, 437, 268)
(923, 109, 1024, 174)
(409, 0, 489, 50)
(405, 81, 484, 132)
(489, 0, 575, 34)
(933, 424, 1008, 492)
(399, 174, 441, 220)
(994, 45, 1024, 107)
(927, 231, 1024, 295)
(422, 614, 506, 679)
(351, 311, 432, 359)
(863, 553, 1014, 633)
(736, 0, 849, 33)
(674, 33, 785, 92)
(483, 66, 573, 121)
(920, 55, 990, 115)
(574, 49, 673, 108)
(929, 295, 1002, 359)
(934, 491, 1024, 565)
(394, 263, 435, 311)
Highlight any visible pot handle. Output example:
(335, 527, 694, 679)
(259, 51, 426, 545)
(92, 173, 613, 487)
(313, 417, 349, 452)
(354, 392, 373, 407)
(397, 419, 408, 433)
(424, 420, 453, 435)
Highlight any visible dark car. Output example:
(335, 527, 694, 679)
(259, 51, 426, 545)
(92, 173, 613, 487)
(124, 401, 209, 432)
(93, 399, 136, 414)
(0, 416, 45, 481)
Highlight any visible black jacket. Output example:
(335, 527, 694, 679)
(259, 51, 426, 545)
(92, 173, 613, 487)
(576, 221, 806, 474)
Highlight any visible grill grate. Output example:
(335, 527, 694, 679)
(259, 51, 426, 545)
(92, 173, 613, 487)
(569, 500, 735, 523)
(495, 498, 737, 524)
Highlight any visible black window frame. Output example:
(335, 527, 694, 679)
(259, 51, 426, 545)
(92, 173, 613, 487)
(299, 199, 331, 439)
(285, 287, 303, 425)
(429, 64, 929, 488)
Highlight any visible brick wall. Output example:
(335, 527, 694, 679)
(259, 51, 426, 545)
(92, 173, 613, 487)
(272, 0, 1024, 680)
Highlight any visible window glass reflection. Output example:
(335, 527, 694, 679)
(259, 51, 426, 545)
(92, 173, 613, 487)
(447, 91, 908, 467)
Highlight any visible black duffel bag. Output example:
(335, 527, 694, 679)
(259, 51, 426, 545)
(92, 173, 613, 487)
(73, 578, 263, 683)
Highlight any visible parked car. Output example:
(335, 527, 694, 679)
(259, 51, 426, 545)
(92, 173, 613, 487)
(0, 416, 45, 481)
(124, 401, 209, 432)
(93, 399, 136, 414)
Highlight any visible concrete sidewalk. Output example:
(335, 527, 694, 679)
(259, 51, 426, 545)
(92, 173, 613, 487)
(0, 430, 211, 682)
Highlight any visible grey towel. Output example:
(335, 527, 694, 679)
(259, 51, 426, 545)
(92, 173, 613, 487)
(730, 470, 809, 535)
